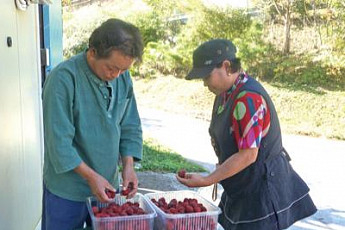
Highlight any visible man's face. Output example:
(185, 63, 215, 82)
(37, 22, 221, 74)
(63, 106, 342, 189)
(88, 49, 134, 81)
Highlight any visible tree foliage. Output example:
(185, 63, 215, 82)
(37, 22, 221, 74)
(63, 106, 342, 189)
(63, 0, 345, 88)
(252, 0, 345, 53)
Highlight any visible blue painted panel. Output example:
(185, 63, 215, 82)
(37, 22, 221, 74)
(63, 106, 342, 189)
(43, 0, 63, 75)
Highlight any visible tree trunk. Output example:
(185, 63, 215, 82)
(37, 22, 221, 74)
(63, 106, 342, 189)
(283, 1, 291, 54)
(312, 0, 319, 49)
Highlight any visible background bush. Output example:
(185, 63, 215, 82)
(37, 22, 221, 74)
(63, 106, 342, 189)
(62, 0, 345, 140)
(63, 0, 345, 89)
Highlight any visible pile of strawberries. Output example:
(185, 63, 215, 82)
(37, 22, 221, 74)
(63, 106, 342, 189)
(92, 201, 150, 230)
(150, 197, 217, 230)
(92, 201, 146, 218)
(150, 197, 207, 214)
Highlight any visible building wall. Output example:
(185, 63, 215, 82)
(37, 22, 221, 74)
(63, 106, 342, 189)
(0, 1, 43, 229)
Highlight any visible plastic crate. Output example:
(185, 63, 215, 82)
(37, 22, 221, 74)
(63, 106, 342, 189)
(145, 190, 221, 230)
(86, 193, 156, 230)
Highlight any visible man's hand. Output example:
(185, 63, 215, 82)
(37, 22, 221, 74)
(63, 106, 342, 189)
(74, 162, 115, 203)
(87, 173, 116, 202)
(121, 156, 138, 199)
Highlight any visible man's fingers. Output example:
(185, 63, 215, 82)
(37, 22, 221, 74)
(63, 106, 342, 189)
(127, 187, 137, 199)
(97, 190, 112, 203)
(105, 182, 116, 192)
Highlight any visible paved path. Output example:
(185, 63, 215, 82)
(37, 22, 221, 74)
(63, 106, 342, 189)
(139, 107, 345, 230)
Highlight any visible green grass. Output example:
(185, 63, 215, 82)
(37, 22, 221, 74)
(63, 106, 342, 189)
(263, 82, 345, 140)
(140, 138, 207, 173)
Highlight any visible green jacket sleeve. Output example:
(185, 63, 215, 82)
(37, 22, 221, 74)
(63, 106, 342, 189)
(42, 68, 82, 173)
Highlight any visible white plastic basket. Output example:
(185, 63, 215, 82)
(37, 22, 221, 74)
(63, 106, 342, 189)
(86, 193, 156, 230)
(145, 190, 221, 230)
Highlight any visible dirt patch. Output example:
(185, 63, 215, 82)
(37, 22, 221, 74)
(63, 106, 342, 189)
(137, 171, 196, 192)
(137, 171, 223, 206)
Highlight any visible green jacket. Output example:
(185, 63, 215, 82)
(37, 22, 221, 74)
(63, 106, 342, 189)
(42, 52, 142, 201)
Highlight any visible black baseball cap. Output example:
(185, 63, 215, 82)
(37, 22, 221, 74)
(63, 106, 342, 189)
(186, 39, 237, 80)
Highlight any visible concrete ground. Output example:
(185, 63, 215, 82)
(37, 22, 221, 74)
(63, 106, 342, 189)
(138, 107, 345, 230)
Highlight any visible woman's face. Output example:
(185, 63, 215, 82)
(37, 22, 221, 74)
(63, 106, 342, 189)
(203, 62, 231, 95)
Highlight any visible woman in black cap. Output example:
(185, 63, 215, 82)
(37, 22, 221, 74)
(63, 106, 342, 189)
(177, 39, 316, 230)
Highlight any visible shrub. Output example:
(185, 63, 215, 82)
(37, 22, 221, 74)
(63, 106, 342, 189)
(148, 5, 256, 78)
(131, 11, 167, 46)
(137, 41, 189, 78)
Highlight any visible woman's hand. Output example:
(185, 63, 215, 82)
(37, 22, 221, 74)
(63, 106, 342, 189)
(176, 173, 210, 188)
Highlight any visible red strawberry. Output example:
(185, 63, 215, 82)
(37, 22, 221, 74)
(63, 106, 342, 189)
(105, 189, 115, 199)
(169, 207, 178, 214)
(92, 206, 100, 214)
(126, 207, 134, 215)
(185, 205, 194, 213)
(193, 206, 201, 212)
(95, 213, 109, 218)
(121, 189, 130, 196)
(178, 169, 186, 178)
(121, 182, 134, 196)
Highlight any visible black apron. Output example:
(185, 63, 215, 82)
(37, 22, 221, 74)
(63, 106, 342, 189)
(209, 75, 317, 230)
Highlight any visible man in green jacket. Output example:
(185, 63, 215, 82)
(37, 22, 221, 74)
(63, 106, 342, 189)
(41, 18, 143, 230)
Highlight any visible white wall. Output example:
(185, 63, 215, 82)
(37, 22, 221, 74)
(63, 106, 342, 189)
(0, 1, 43, 229)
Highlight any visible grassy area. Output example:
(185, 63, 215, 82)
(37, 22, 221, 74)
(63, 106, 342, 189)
(140, 138, 207, 173)
(133, 76, 213, 120)
(133, 75, 345, 141)
(264, 82, 345, 140)
(63, 1, 345, 141)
